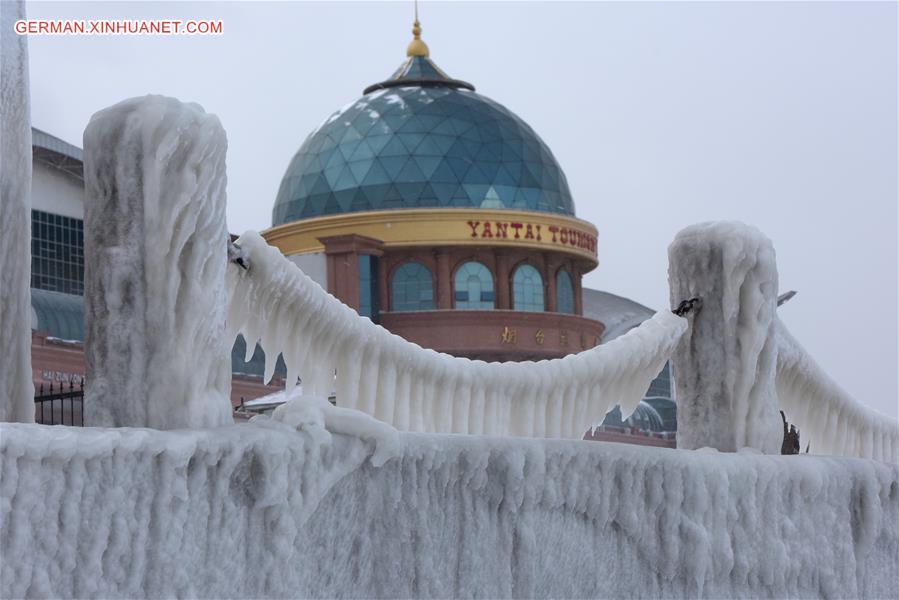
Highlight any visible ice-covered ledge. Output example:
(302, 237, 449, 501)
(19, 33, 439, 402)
(2, 423, 897, 599)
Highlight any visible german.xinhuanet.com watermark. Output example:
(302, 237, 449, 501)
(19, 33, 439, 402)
(15, 19, 223, 36)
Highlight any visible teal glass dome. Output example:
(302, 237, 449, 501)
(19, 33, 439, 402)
(272, 52, 575, 225)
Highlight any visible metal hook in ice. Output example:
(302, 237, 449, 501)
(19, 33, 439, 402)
(228, 239, 249, 270)
(672, 297, 703, 317)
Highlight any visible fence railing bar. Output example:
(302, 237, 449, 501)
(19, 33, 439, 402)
(34, 379, 85, 427)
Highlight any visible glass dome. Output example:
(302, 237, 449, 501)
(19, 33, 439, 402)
(272, 54, 575, 225)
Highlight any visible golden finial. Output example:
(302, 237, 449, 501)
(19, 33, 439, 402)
(406, 0, 429, 57)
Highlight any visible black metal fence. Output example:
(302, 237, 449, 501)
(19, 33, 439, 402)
(34, 380, 84, 426)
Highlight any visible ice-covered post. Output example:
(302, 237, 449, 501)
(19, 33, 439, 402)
(0, 0, 35, 423)
(83, 95, 232, 429)
(668, 222, 781, 453)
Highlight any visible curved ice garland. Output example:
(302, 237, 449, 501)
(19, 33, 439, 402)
(227, 231, 688, 439)
(776, 319, 899, 463)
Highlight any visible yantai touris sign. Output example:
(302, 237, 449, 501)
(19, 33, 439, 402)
(466, 220, 597, 255)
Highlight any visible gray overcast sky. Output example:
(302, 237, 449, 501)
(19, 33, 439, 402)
(25, 1, 898, 418)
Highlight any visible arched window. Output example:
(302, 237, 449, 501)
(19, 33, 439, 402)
(391, 262, 434, 312)
(512, 264, 544, 312)
(454, 262, 494, 310)
(556, 269, 575, 314)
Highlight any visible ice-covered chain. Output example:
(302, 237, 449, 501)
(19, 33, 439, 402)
(776, 319, 898, 462)
(225, 231, 689, 439)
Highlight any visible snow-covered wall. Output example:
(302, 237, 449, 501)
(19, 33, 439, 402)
(1, 421, 897, 599)
(82, 95, 232, 429)
(669, 222, 782, 453)
(0, 0, 35, 424)
(777, 319, 899, 462)
(228, 232, 687, 438)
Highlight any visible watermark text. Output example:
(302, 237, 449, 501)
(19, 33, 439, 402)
(15, 19, 223, 36)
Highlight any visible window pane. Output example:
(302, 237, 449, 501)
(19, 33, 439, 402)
(453, 261, 494, 310)
(391, 262, 434, 312)
(556, 269, 575, 314)
(30, 209, 84, 296)
(512, 264, 544, 312)
(357, 255, 380, 321)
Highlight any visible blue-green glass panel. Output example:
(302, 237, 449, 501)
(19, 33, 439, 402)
(358, 254, 380, 322)
(413, 155, 441, 178)
(556, 269, 575, 314)
(362, 161, 391, 186)
(454, 262, 494, 310)
(512, 264, 544, 312)
(391, 262, 434, 312)
(397, 132, 424, 151)
(380, 136, 408, 157)
(348, 160, 373, 182)
(365, 134, 391, 154)
(379, 155, 409, 179)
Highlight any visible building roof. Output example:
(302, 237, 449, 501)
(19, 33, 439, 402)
(272, 26, 574, 225)
(31, 288, 85, 342)
(363, 55, 475, 95)
(32, 127, 83, 181)
(582, 288, 656, 342)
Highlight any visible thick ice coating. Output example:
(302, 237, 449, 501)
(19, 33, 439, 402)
(777, 319, 899, 462)
(669, 222, 782, 453)
(669, 221, 897, 462)
(266, 389, 400, 467)
(82, 95, 232, 429)
(227, 231, 688, 439)
(2, 422, 897, 598)
(0, 0, 35, 423)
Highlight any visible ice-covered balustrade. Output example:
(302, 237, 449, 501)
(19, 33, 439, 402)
(669, 221, 898, 462)
(669, 222, 782, 453)
(82, 96, 233, 429)
(2, 419, 897, 598)
(0, 0, 34, 423)
(777, 320, 899, 462)
(227, 232, 688, 438)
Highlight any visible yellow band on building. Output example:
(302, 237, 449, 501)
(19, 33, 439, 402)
(263, 208, 599, 265)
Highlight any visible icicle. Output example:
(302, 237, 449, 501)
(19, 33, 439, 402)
(469, 381, 486, 436)
(375, 354, 398, 426)
(454, 363, 471, 434)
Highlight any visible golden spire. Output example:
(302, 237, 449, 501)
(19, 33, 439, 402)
(406, 0, 429, 57)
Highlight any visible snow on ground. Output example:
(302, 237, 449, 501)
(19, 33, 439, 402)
(228, 231, 687, 439)
(2, 419, 897, 599)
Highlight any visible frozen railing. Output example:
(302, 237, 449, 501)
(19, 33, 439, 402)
(668, 221, 897, 462)
(776, 320, 898, 462)
(226, 232, 688, 439)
